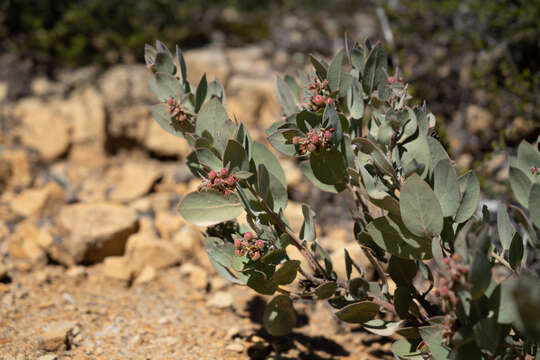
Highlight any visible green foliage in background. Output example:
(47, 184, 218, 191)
(386, 0, 540, 124)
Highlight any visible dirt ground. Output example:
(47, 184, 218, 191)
(0, 264, 393, 360)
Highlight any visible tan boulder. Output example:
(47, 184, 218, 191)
(143, 118, 191, 157)
(9, 182, 65, 218)
(102, 256, 133, 281)
(154, 211, 186, 240)
(58, 202, 139, 264)
(7, 221, 47, 266)
(14, 98, 71, 161)
(0, 149, 33, 189)
(125, 232, 181, 270)
(184, 47, 229, 84)
(106, 161, 162, 202)
(39, 320, 76, 351)
(180, 263, 208, 289)
(465, 105, 494, 135)
(226, 75, 278, 129)
(226, 46, 271, 75)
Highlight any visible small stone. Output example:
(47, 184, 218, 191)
(15, 98, 71, 162)
(66, 266, 86, 277)
(7, 221, 47, 265)
(179, 263, 208, 289)
(207, 291, 234, 309)
(133, 265, 156, 285)
(37, 355, 58, 360)
(226, 326, 241, 339)
(154, 211, 186, 241)
(58, 202, 139, 264)
(107, 161, 162, 202)
(225, 341, 244, 353)
(39, 320, 75, 351)
(102, 256, 133, 281)
(125, 232, 181, 271)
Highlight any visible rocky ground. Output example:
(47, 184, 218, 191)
(0, 45, 397, 359)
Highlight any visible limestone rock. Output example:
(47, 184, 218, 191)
(99, 65, 153, 107)
(184, 47, 229, 84)
(107, 161, 162, 202)
(125, 232, 181, 270)
(102, 256, 133, 281)
(58, 86, 105, 144)
(108, 105, 150, 142)
(39, 320, 76, 351)
(7, 221, 47, 266)
(133, 265, 157, 285)
(0, 158, 12, 194)
(143, 118, 191, 157)
(14, 98, 71, 162)
(207, 291, 234, 309)
(0, 149, 32, 189)
(154, 211, 186, 241)
(9, 182, 65, 218)
(226, 75, 278, 130)
(179, 263, 208, 289)
(59, 202, 139, 264)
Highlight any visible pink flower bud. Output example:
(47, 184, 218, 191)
(207, 182, 213, 189)
(443, 258, 450, 266)
(311, 134, 320, 144)
(213, 178, 221, 185)
(251, 252, 260, 261)
(292, 136, 301, 145)
(244, 232, 254, 241)
(325, 97, 333, 105)
(313, 95, 324, 105)
(235, 249, 242, 256)
(452, 254, 461, 263)
(440, 286, 449, 297)
(324, 131, 332, 140)
(167, 97, 175, 105)
(255, 240, 264, 249)
(226, 176, 236, 186)
(308, 143, 317, 152)
(439, 278, 447, 287)
(388, 76, 396, 83)
(234, 238, 241, 248)
(208, 170, 217, 180)
(220, 168, 228, 177)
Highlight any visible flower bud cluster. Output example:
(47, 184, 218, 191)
(165, 97, 192, 126)
(306, 77, 334, 111)
(388, 75, 403, 84)
(198, 168, 239, 196)
(234, 232, 266, 261)
(293, 127, 335, 155)
(433, 253, 469, 309)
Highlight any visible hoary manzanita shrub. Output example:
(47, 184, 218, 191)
(145, 40, 540, 359)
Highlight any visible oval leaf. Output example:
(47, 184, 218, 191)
(529, 183, 540, 229)
(271, 260, 300, 285)
(309, 148, 347, 185)
(178, 191, 243, 226)
(454, 171, 480, 224)
(433, 159, 461, 218)
(264, 295, 297, 336)
(335, 301, 380, 324)
(400, 174, 443, 238)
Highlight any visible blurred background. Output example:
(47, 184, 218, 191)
(0, 1, 539, 357)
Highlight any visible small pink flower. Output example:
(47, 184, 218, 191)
(293, 136, 301, 145)
(234, 238, 241, 248)
(325, 97, 333, 105)
(255, 240, 264, 249)
(220, 168, 228, 177)
(308, 143, 317, 152)
(208, 170, 217, 180)
(313, 95, 324, 105)
(251, 252, 261, 261)
(244, 232, 254, 241)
